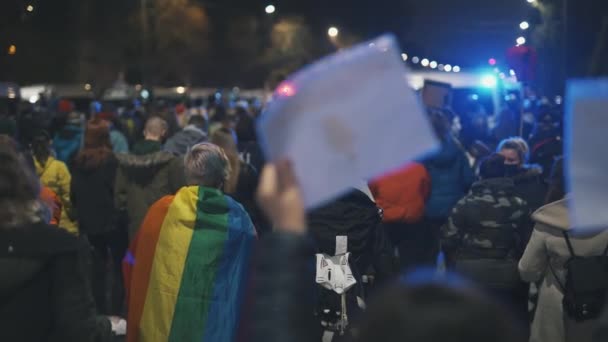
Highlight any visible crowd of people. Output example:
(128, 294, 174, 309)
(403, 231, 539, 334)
(0, 93, 607, 342)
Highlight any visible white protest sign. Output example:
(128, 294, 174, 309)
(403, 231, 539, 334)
(565, 79, 608, 231)
(257, 34, 438, 208)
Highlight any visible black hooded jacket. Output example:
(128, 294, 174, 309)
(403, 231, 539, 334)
(0, 223, 96, 341)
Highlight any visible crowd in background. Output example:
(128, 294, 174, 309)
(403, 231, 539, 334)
(0, 91, 607, 342)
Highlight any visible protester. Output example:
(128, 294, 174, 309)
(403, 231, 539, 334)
(210, 128, 264, 232)
(71, 118, 126, 316)
(441, 153, 529, 319)
(164, 115, 208, 156)
(519, 198, 608, 342)
(115, 117, 185, 240)
(235, 109, 265, 174)
(307, 188, 394, 338)
(53, 111, 83, 167)
(0, 140, 97, 341)
(423, 109, 474, 265)
(31, 130, 79, 234)
(124, 143, 256, 342)
(528, 107, 563, 181)
(369, 162, 431, 270)
(498, 137, 547, 213)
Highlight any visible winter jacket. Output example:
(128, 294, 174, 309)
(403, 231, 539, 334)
(510, 164, 548, 214)
(441, 178, 529, 290)
(115, 141, 186, 239)
(163, 125, 207, 156)
(519, 199, 608, 342)
(424, 137, 475, 220)
(40, 186, 62, 226)
(71, 155, 119, 235)
(35, 156, 78, 234)
(443, 178, 529, 259)
(369, 162, 430, 224)
(0, 222, 96, 341)
(53, 125, 82, 167)
(110, 130, 129, 153)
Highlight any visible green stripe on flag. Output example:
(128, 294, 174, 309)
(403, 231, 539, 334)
(168, 187, 229, 342)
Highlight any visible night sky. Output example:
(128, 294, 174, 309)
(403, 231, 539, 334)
(1, 0, 606, 86)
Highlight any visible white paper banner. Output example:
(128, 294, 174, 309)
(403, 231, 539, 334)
(257, 34, 438, 208)
(565, 79, 608, 231)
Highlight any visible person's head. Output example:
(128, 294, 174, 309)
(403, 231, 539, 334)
(184, 143, 231, 189)
(74, 118, 113, 169)
(188, 115, 208, 133)
(355, 283, 524, 342)
(30, 130, 52, 165)
(479, 153, 507, 179)
(143, 116, 168, 141)
(428, 107, 452, 142)
(235, 111, 257, 143)
(497, 137, 529, 167)
(0, 136, 43, 227)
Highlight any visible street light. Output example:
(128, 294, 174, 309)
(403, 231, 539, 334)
(411, 56, 420, 64)
(328, 27, 339, 38)
(26, 4, 34, 12)
(421, 58, 430, 67)
(516, 36, 526, 46)
(444, 64, 453, 72)
(401, 53, 408, 61)
(430, 61, 438, 69)
(265, 4, 275, 14)
(520, 21, 530, 30)
(452, 65, 460, 72)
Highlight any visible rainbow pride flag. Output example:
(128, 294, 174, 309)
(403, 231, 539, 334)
(125, 186, 256, 342)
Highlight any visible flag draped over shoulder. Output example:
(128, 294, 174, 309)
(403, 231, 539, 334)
(124, 186, 256, 342)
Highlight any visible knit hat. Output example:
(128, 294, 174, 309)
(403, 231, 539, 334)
(57, 99, 74, 113)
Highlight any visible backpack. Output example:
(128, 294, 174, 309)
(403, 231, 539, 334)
(551, 231, 608, 322)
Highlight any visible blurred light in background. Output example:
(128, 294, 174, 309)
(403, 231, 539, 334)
(520, 21, 529, 30)
(84, 83, 92, 91)
(29, 94, 39, 104)
(444, 64, 452, 72)
(429, 61, 437, 69)
(421, 58, 430, 67)
(488, 58, 497, 66)
(328, 27, 339, 38)
(481, 74, 498, 88)
(141, 90, 150, 99)
(471, 94, 480, 101)
(401, 53, 408, 61)
(526, 0, 536, 3)
(26, 4, 34, 12)
(452, 65, 460, 72)
(8, 44, 16, 55)
(437, 64, 444, 71)
(265, 5, 276, 14)
(510, 69, 516, 76)
(516, 36, 526, 46)
(411, 56, 420, 64)
(176, 86, 186, 94)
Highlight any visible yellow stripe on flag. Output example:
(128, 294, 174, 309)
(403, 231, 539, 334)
(139, 187, 199, 341)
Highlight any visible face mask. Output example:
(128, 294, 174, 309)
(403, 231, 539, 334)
(504, 164, 520, 177)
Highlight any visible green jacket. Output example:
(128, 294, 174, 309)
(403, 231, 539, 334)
(115, 146, 185, 240)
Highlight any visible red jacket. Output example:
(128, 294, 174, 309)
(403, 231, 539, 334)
(369, 163, 430, 224)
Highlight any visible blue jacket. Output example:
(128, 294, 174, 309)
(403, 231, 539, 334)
(423, 137, 474, 220)
(53, 125, 82, 167)
(109, 130, 129, 153)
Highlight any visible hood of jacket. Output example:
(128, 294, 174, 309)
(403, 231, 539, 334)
(116, 150, 175, 169)
(0, 223, 79, 297)
(55, 125, 82, 140)
(471, 177, 516, 196)
(164, 127, 207, 155)
(532, 198, 569, 230)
